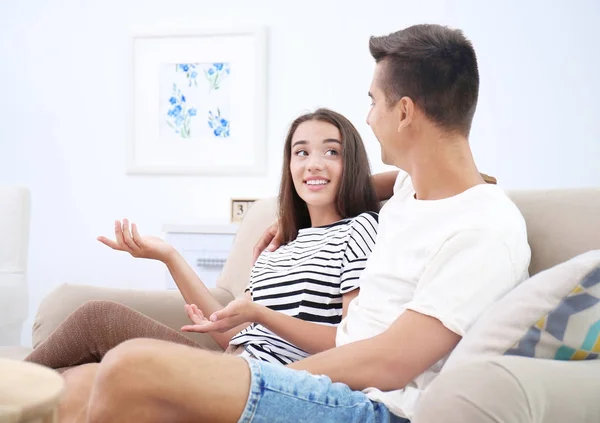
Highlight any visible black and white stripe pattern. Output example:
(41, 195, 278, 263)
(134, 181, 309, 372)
(229, 212, 378, 364)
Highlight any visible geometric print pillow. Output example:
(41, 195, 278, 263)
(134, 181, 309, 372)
(505, 265, 600, 360)
(443, 250, 600, 372)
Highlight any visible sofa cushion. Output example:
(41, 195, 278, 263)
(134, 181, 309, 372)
(444, 250, 600, 371)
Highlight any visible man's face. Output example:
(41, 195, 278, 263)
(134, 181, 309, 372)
(366, 62, 401, 165)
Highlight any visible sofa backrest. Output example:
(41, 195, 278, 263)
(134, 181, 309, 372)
(216, 189, 600, 299)
(507, 188, 600, 276)
(216, 197, 277, 298)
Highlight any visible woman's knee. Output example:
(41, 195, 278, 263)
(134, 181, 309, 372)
(73, 299, 126, 315)
(67, 300, 125, 325)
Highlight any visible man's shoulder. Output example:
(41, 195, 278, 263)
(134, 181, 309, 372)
(449, 187, 531, 273)
(469, 185, 527, 233)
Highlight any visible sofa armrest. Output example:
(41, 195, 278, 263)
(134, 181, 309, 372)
(413, 356, 600, 423)
(32, 283, 235, 352)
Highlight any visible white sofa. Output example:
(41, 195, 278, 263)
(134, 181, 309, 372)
(0, 186, 30, 346)
(2, 189, 600, 422)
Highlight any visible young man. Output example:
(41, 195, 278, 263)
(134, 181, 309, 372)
(84, 24, 531, 422)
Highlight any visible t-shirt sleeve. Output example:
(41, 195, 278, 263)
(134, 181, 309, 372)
(340, 212, 379, 294)
(404, 230, 516, 337)
(244, 267, 256, 296)
(244, 251, 268, 296)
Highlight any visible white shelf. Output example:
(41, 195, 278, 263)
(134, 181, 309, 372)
(162, 223, 239, 290)
(162, 223, 239, 235)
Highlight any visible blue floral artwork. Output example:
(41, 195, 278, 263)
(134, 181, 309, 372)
(208, 109, 230, 138)
(176, 63, 199, 87)
(165, 84, 197, 138)
(204, 63, 230, 91)
(160, 62, 231, 140)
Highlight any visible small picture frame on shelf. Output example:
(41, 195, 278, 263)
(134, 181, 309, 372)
(231, 198, 257, 223)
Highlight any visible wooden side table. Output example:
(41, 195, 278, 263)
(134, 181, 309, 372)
(0, 359, 64, 423)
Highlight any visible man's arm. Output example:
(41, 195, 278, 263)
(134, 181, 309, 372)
(372, 171, 399, 202)
(287, 310, 460, 391)
(372, 170, 496, 202)
(289, 231, 518, 391)
(183, 290, 360, 354)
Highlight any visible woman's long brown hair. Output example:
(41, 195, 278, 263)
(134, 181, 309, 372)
(278, 108, 379, 244)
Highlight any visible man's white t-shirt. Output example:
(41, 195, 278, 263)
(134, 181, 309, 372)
(336, 171, 531, 419)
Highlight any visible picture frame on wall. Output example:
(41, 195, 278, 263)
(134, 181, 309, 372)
(231, 198, 258, 223)
(128, 27, 267, 176)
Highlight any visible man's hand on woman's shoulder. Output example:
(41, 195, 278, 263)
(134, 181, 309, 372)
(252, 220, 282, 263)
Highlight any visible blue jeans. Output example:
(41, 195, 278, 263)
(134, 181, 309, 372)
(238, 357, 409, 423)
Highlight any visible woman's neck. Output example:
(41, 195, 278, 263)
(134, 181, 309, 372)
(306, 205, 342, 227)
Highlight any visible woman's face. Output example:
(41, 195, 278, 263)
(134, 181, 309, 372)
(289, 120, 343, 220)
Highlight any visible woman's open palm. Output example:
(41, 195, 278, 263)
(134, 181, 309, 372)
(97, 219, 174, 262)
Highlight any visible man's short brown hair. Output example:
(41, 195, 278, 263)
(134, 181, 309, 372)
(369, 24, 479, 136)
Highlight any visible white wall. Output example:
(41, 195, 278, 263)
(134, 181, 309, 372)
(1, 0, 599, 346)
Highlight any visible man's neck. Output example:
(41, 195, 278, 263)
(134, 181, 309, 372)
(400, 134, 485, 201)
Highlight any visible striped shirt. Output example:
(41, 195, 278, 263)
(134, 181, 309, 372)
(229, 212, 379, 364)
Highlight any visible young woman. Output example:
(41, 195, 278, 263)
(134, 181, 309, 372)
(24, 108, 380, 370)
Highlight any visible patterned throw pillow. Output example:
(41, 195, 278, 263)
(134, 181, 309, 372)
(444, 250, 600, 371)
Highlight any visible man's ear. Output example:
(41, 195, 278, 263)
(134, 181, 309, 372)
(397, 96, 414, 132)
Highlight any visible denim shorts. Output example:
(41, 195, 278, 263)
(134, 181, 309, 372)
(237, 356, 409, 423)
